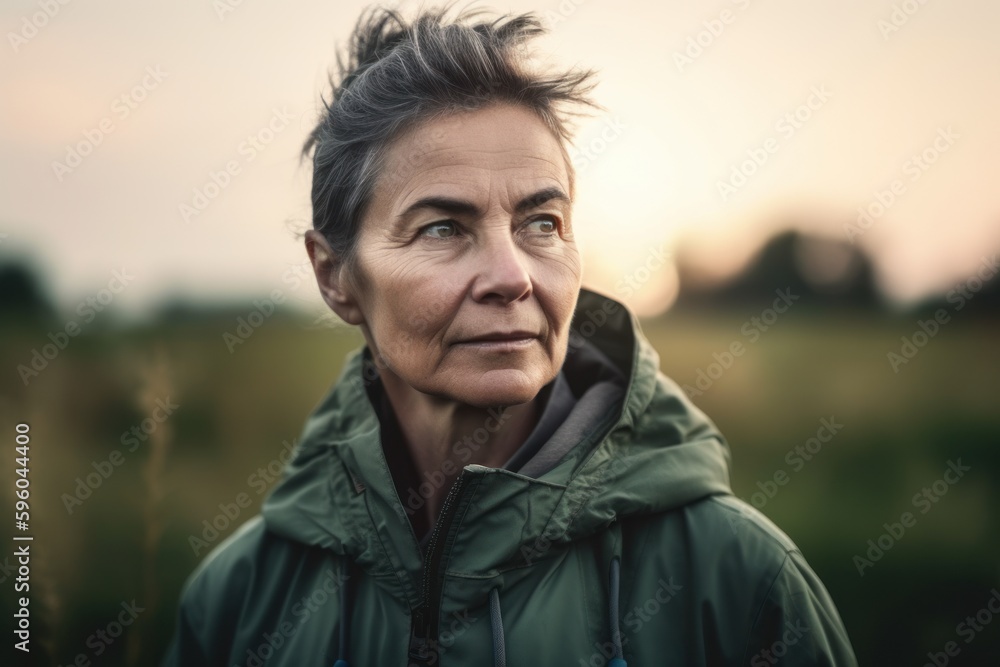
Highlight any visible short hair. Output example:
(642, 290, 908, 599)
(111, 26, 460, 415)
(302, 2, 602, 272)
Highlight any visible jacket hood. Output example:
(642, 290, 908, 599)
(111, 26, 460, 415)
(261, 286, 733, 592)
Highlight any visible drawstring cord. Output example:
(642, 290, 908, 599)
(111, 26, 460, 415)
(489, 587, 507, 667)
(335, 555, 627, 667)
(488, 556, 628, 667)
(333, 559, 352, 667)
(608, 556, 627, 667)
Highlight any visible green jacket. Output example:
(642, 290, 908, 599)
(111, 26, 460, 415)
(163, 287, 858, 667)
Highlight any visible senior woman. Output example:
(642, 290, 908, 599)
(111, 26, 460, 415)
(164, 5, 857, 666)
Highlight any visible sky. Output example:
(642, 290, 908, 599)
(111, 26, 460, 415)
(2, 0, 998, 318)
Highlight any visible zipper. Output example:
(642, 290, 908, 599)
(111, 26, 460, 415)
(407, 470, 472, 667)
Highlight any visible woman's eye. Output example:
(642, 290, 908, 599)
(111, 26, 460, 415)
(526, 217, 558, 234)
(420, 221, 457, 239)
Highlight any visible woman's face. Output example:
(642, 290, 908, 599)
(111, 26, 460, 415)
(329, 103, 582, 408)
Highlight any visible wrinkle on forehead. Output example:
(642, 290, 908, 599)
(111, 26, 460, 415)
(366, 104, 571, 226)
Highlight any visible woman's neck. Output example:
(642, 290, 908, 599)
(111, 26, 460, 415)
(378, 368, 544, 532)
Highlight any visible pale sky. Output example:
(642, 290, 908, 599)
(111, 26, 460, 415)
(2, 0, 998, 318)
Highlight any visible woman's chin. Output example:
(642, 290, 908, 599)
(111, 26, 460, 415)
(441, 370, 545, 408)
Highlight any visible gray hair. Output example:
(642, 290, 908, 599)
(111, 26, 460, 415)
(302, 2, 603, 273)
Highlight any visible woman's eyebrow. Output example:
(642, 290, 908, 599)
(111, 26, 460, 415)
(515, 186, 571, 213)
(395, 187, 570, 224)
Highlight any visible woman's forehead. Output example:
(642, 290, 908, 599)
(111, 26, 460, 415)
(372, 106, 571, 214)
(389, 106, 565, 171)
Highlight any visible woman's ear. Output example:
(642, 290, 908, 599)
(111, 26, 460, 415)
(305, 230, 365, 325)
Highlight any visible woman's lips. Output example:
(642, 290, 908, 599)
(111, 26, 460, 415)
(452, 336, 537, 351)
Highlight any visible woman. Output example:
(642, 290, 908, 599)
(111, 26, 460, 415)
(163, 5, 857, 666)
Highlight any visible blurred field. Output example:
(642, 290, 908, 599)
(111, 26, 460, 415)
(1, 307, 997, 665)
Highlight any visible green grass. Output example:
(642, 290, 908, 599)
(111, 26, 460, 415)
(1, 309, 996, 665)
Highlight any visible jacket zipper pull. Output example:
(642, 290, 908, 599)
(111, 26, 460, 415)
(408, 620, 434, 667)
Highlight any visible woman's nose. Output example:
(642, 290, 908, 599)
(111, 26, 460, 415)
(469, 227, 532, 304)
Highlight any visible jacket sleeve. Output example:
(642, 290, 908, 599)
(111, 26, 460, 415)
(160, 546, 249, 667)
(742, 550, 858, 667)
(160, 517, 268, 666)
(161, 570, 213, 667)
